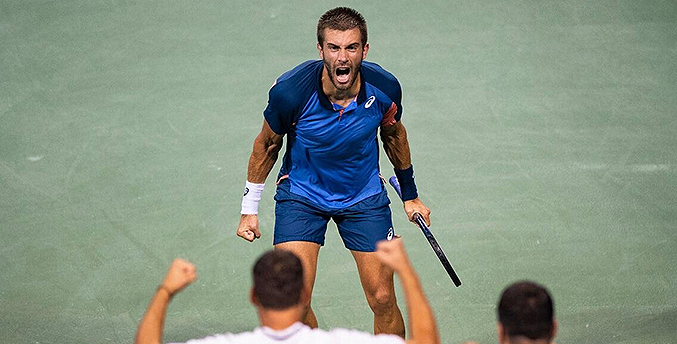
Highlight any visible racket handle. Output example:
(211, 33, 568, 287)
(389, 175, 462, 287)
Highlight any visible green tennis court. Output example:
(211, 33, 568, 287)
(1, 1, 675, 343)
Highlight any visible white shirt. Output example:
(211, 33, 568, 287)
(169, 322, 405, 344)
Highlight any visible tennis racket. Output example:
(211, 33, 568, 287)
(388, 176, 462, 287)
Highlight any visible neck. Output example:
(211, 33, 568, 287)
(505, 336, 551, 344)
(321, 68, 361, 107)
(257, 305, 304, 331)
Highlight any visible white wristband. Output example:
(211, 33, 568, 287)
(241, 181, 265, 214)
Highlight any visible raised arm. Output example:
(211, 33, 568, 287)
(134, 259, 198, 344)
(380, 122, 431, 226)
(237, 120, 284, 242)
(375, 239, 440, 344)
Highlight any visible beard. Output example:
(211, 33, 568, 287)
(323, 58, 361, 91)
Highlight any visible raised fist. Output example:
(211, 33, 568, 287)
(161, 259, 197, 296)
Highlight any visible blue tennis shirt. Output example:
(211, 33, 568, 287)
(264, 60, 402, 209)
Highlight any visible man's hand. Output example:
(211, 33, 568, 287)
(377, 239, 440, 344)
(135, 259, 197, 344)
(403, 198, 431, 226)
(237, 214, 261, 242)
(375, 238, 412, 274)
(161, 259, 197, 296)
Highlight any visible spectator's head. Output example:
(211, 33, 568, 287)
(497, 281, 557, 344)
(251, 249, 305, 310)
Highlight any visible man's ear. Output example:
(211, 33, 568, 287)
(362, 42, 369, 60)
(300, 286, 311, 304)
(317, 43, 324, 59)
(551, 318, 558, 341)
(250, 288, 258, 306)
(497, 323, 506, 344)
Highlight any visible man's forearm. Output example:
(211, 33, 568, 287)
(381, 122, 412, 170)
(135, 288, 172, 344)
(246, 131, 282, 183)
(398, 264, 440, 344)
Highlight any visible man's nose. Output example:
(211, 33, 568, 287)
(337, 49, 348, 62)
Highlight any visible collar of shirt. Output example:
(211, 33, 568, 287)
(258, 322, 308, 340)
(331, 96, 358, 113)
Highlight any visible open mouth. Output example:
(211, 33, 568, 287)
(335, 67, 351, 84)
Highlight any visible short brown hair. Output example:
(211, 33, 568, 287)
(252, 250, 304, 310)
(317, 7, 367, 47)
(498, 281, 555, 341)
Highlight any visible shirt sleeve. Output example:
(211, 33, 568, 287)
(388, 80, 403, 122)
(361, 61, 403, 123)
(263, 81, 297, 135)
(381, 101, 399, 126)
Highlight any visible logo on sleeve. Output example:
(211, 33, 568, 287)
(365, 96, 376, 109)
(387, 227, 395, 240)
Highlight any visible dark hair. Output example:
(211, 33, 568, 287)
(252, 250, 304, 310)
(317, 7, 367, 47)
(498, 281, 555, 341)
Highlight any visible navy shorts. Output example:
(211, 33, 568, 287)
(273, 180, 395, 252)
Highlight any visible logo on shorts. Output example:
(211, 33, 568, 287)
(365, 96, 376, 109)
(387, 227, 394, 241)
(243, 187, 249, 196)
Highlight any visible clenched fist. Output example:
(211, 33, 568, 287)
(161, 259, 198, 296)
(237, 214, 261, 242)
(374, 238, 412, 273)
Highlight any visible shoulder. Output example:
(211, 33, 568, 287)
(275, 60, 323, 86)
(168, 332, 246, 344)
(321, 328, 406, 344)
(267, 60, 321, 110)
(360, 61, 402, 101)
(361, 61, 403, 122)
(270, 60, 322, 99)
(264, 60, 322, 134)
(361, 61, 399, 84)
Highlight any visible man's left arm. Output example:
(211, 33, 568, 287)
(135, 259, 198, 344)
(380, 122, 431, 226)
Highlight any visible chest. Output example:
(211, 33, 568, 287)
(294, 94, 383, 147)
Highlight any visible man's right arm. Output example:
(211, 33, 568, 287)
(236, 120, 283, 242)
(375, 239, 440, 344)
(247, 120, 283, 183)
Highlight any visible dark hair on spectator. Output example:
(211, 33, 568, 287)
(252, 250, 304, 310)
(498, 281, 555, 341)
(317, 7, 367, 47)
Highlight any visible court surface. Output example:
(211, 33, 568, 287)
(1, 1, 676, 343)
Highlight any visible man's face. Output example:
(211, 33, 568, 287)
(317, 28, 369, 91)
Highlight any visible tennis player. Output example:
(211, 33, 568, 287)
(135, 239, 440, 344)
(236, 7, 431, 336)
